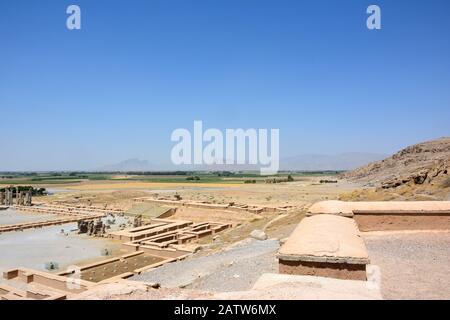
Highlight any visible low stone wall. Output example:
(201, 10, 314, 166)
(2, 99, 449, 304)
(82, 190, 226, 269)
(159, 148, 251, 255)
(308, 200, 450, 231)
(0, 214, 104, 233)
(134, 197, 293, 215)
(2, 267, 94, 300)
(279, 260, 367, 281)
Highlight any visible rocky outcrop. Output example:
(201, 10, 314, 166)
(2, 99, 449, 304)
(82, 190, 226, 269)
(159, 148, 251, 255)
(342, 137, 450, 190)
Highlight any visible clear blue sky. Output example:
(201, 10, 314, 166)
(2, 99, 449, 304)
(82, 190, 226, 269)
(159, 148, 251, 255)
(1, 0, 449, 171)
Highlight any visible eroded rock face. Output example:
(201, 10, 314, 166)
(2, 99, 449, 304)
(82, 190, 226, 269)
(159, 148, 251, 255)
(342, 137, 450, 191)
(381, 161, 449, 189)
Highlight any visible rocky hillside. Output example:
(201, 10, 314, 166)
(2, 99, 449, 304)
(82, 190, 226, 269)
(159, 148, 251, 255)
(341, 138, 450, 200)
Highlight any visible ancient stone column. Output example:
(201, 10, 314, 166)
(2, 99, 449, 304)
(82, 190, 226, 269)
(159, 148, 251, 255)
(5, 188, 13, 206)
(18, 191, 25, 206)
(0, 191, 5, 205)
(8, 189, 13, 206)
(25, 189, 32, 206)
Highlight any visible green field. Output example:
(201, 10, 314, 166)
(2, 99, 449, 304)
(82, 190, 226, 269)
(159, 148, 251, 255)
(0, 171, 342, 186)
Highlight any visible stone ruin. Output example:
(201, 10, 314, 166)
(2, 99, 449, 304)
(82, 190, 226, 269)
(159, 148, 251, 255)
(25, 189, 32, 206)
(77, 220, 89, 234)
(17, 191, 25, 206)
(0, 187, 32, 206)
(78, 219, 106, 237)
(133, 214, 143, 228)
(5, 189, 13, 206)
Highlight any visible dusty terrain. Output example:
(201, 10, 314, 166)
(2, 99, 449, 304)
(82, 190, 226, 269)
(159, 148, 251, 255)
(0, 175, 353, 290)
(38, 176, 357, 212)
(34, 176, 356, 240)
(3, 167, 450, 300)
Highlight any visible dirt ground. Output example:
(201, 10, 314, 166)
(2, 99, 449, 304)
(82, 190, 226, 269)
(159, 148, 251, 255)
(38, 176, 357, 210)
(2, 176, 353, 288)
(34, 176, 355, 243)
(363, 231, 450, 300)
(177, 179, 357, 207)
(355, 214, 450, 232)
(81, 254, 165, 283)
(10, 177, 450, 300)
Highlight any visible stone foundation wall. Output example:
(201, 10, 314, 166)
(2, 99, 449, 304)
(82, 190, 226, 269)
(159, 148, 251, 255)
(279, 259, 367, 281)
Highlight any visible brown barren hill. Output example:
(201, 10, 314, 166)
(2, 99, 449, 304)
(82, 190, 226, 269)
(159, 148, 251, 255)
(341, 137, 450, 200)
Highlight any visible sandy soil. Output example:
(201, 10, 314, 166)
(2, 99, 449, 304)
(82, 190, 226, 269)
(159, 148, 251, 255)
(355, 214, 450, 232)
(177, 179, 357, 207)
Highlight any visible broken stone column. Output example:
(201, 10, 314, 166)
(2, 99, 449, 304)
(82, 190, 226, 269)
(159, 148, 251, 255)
(5, 188, 13, 206)
(84, 219, 106, 237)
(9, 189, 14, 205)
(25, 189, 32, 206)
(87, 220, 95, 236)
(17, 191, 25, 206)
(78, 220, 89, 234)
(133, 214, 143, 228)
(0, 191, 5, 205)
(94, 219, 105, 236)
(4, 189, 9, 206)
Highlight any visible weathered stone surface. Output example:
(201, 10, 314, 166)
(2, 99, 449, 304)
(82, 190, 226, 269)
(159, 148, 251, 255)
(308, 200, 450, 217)
(277, 214, 369, 264)
(250, 229, 268, 241)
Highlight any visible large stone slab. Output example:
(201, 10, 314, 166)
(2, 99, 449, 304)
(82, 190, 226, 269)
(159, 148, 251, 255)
(277, 214, 369, 280)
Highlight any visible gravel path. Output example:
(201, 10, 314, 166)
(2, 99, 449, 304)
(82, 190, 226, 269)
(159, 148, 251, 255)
(132, 238, 279, 291)
(363, 232, 450, 300)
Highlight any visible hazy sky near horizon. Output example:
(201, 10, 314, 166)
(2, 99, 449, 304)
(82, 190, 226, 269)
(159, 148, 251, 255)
(1, 0, 449, 171)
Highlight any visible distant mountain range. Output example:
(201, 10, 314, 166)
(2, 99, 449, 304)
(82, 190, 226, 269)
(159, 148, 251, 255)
(96, 152, 387, 172)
